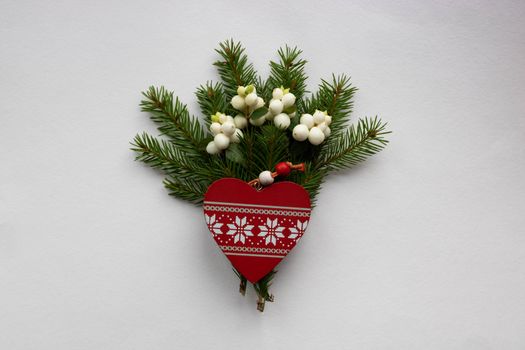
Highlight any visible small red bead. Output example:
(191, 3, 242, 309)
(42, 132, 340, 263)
(275, 162, 292, 176)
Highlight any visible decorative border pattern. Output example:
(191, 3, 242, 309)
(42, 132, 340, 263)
(220, 245, 290, 255)
(203, 204, 311, 218)
(204, 201, 311, 211)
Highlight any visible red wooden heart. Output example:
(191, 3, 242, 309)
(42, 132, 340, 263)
(203, 178, 311, 283)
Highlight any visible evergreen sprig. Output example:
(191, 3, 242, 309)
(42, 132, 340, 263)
(140, 86, 207, 157)
(131, 39, 390, 311)
(317, 116, 390, 172)
(289, 162, 327, 207)
(195, 82, 229, 124)
(132, 132, 210, 181)
(253, 125, 290, 172)
(163, 176, 209, 205)
(268, 46, 308, 102)
(214, 39, 258, 98)
(131, 132, 211, 204)
(253, 269, 277, 311)
(303, 74, 357, 134)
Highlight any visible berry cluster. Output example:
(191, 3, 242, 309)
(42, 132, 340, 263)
(292, 110, 332, 145)
(265, 87, 296, 130)
(230, 85, 266, 126)
(207, 86, 330, 154)
(206, 112, 244, 154)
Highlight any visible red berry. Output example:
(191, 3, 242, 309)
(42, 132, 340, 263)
(275, 162, 291, 176)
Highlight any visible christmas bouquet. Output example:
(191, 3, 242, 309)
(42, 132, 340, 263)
(131, 40, 390, 311)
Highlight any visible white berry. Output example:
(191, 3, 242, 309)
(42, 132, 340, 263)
(308, 126, 325, 145)
(264, 111, 275, 121)
(313, 110, 325, 125)
(231, 95, 245, 110)
(233, 115, 248, 129)
(206, 141, 220, 154)
(245, 92, 258, 107)
(210, 122, 221, 135)
(226, 115, 234, 123)
(317, 122, 327, 132)
(221, 121, 236, 136)
(269, 99, 284, 115)
(272, 88, 284, 99)
(214, 133, 230, 150)
(259, 170, 274, 186)
(324, 115, 332, 126)
(289, 111, 296, 119)
(237, 86, 246, 97)
(323, 126, 331, 138)
(292, 124, 309, 141)
(218, 113, 228, 124)
(300, 114, 314, 129)
(255, 97, 265, 110)
(245, 85, 256, 95)
(249, 116, 266, 126)
(273, 113, 290, 129)
(231, 128, 243, 143)
(282, 93, 296, 108)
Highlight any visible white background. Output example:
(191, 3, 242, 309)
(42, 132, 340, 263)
(1, 1, 524, 349)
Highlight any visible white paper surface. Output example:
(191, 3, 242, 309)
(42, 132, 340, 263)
(1, 1, 524, 349)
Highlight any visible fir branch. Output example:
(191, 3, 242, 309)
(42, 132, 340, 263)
(253, 270, 277, 311)
(163, 176, 209, 205)
(267, 46, 308, 101)
(141, 86, 207, 156)
(207, 155, 253, 182)
(316, 116, 390, 172)
(195, 82, 229, 124)
(303, 74, 357, 133)
(233, 268, 248, 296)
(289, 162, 326, 205)
(214, 39, 258, 97)
(237, 127, 258, 179)
(252, 125, 290, 172)
(255, 76, 272, 104)
(131, 132, 212, 183)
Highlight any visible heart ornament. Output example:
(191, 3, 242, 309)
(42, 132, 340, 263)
(203, 178, 311, 283)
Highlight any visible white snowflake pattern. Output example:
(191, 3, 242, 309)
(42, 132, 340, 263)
(288, 219, 308, 239)
(258, 218, 285, 246)
(205, 214, 223, 235)
(226, 216, 254, 244)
